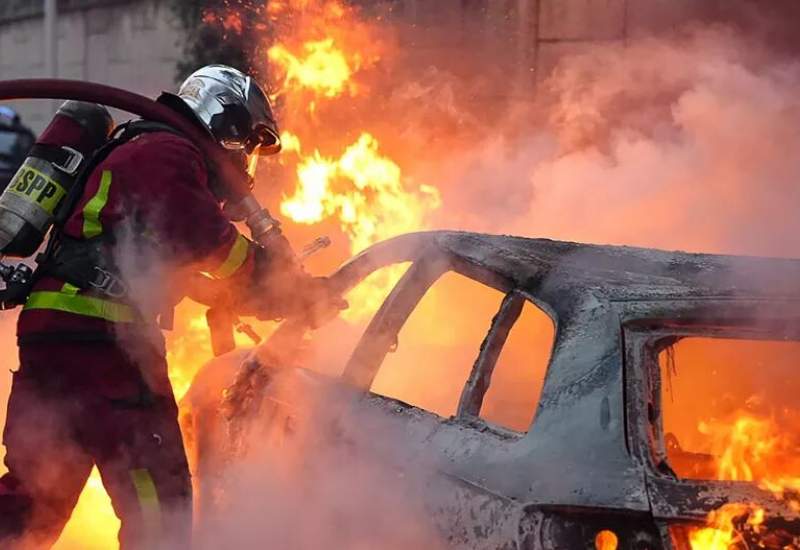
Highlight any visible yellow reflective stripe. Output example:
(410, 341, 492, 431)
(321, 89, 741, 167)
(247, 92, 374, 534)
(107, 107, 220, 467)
(24, 291, 135, 322)
(61, 282, 79, 295)
(82, 170, 112, 238)
(129, 469, 162, 539)
(209, 233, 249, 279)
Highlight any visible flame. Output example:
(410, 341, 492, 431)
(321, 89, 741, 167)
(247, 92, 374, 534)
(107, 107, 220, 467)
(688, 411, 800, 549)
(270, 2, 439, 320)
(281, 132, 441, 252)
(265, 0, 382, 106)
(280, 132, 440, 318)
(260, 0, 437, 321)
(689, 503, 765, 550)
(269, 39, 356, 98)
(52, 468, 119, 549)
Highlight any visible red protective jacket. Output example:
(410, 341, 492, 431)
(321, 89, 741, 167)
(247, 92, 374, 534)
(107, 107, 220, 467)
(17, 129, 257, 340)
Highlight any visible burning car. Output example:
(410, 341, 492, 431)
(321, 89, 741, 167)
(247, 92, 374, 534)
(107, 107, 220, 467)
(182, 231, 800, 549)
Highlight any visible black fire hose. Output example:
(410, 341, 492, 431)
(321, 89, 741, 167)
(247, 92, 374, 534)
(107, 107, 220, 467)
(0, 78, 282, 249)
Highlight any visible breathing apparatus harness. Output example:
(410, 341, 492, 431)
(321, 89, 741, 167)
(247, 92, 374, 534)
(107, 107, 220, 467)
(0, 119, 188, 310)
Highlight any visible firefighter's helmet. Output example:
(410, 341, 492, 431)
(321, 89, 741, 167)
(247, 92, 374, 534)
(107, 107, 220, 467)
(163, 65, 281, 158)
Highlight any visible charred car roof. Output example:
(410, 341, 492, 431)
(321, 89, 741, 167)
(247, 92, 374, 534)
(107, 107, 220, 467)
(334, 230, 800, 302)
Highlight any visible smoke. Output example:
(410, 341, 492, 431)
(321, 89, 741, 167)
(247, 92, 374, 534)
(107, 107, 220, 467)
(428, 25, 800, 258)
(184, 360, 446, 550)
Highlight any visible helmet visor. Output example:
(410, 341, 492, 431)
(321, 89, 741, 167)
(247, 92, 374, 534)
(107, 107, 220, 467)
(220, 126, 280, 156)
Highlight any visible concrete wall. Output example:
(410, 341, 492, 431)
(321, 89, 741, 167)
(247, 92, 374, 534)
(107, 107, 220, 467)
(397, 0, 721, 92)
(0, 0, 728, 133)
(0, 0, 184, 132)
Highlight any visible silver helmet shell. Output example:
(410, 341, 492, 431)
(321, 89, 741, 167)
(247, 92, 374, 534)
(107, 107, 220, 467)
(174, 65, 280, 156)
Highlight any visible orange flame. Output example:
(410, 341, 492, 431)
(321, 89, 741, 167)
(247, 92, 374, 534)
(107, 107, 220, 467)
(688, 411, 799, 549)
(271, 4, 439, 320)
(280, 131, 440, 318)
(269, 39, 357, 98)
(280, 132, 441, 251)
(689, 503, 765, 550)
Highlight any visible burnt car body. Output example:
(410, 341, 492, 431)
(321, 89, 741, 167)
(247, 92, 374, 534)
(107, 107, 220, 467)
(183, 231, 800, 549)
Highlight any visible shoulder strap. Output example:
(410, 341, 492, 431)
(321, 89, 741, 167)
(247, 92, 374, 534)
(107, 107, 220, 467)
(52, 119, 181, 229)
(17, 120, 184, 307)
(116, 119, 181, 141)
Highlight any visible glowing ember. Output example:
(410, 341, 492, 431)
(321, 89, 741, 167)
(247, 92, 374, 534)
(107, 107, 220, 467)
(202, 9, 244, 35)
(594, 529, 619, 550)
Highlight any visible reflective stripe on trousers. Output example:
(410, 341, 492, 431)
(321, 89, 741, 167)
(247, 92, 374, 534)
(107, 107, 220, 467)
(129, 468, 162, 542)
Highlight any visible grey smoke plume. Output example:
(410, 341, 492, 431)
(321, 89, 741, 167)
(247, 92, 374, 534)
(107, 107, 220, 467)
(430, 27, 800, 258)
(188, 373, 446, 550)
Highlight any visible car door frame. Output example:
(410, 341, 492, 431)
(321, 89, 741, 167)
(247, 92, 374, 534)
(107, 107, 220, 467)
(620, 296, 800, 528)
(342, 247, 516, 391)
(338, 246, 565, 549)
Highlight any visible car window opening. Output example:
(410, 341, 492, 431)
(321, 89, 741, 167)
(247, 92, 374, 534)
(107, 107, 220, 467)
(479, 298, 554, 431)
(369, 270, 555, 430)
(370, 271, 501, 416)
(657, 337, 800, 487)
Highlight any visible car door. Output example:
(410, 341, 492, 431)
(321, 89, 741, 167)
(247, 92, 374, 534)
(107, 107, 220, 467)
(339, 250, 559, 548)
(622, 298, 800, 548)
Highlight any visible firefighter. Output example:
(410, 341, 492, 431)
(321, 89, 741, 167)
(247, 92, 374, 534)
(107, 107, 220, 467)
(0, 65, 335, 548)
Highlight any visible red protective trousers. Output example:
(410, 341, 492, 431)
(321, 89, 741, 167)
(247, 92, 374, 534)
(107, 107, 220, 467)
(0, 340, 192, 549)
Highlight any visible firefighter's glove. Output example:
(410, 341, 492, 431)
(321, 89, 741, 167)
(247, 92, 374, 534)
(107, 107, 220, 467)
(245, 273, 347, 327)
(242, 235, 347, 325)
